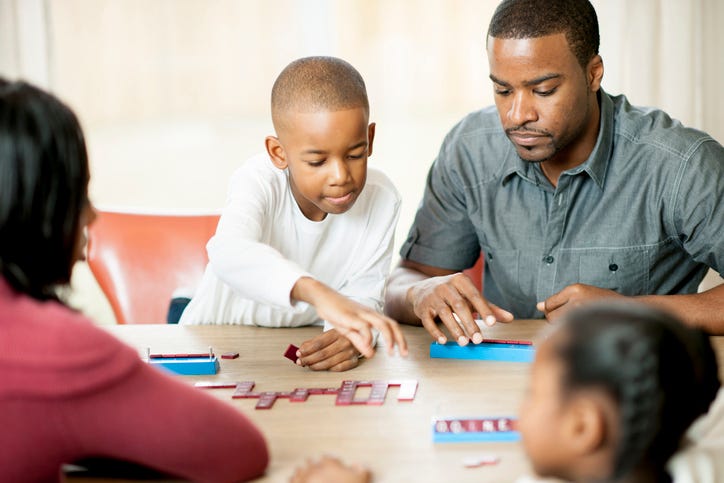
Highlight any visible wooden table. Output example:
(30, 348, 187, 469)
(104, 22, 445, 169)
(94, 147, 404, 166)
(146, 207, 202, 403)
(81, 321, 724, 483)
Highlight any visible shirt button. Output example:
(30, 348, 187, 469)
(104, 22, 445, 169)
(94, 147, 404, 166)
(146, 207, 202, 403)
(609, 263, 619, 272)
(544, 255, 555, 264)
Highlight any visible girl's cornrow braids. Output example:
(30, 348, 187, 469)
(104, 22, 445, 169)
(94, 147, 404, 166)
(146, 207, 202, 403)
(558, 302, 720, 481)
(610, 335, 662, 479)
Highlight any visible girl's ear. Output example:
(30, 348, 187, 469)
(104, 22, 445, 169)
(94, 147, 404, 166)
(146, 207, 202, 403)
(562, 394, 610, 455)
(265, 136, 288, 169)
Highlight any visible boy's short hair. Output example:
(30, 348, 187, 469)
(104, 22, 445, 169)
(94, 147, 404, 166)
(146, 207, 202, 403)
(271, 56, 369, 129)
(487, 0, 599, 68)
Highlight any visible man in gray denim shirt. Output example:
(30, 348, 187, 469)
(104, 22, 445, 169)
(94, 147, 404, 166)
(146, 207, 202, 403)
(385, 0, 724, 343)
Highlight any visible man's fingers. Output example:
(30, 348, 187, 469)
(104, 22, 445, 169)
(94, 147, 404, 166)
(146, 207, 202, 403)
(440, 275, 489, 344)
(488, 302, 514, 323)
(413, 273, 503, 346)
(539, 291, 568, 315)
(436, 305, 469, 346)
(445, 291, 482, 343)
(426, 282, 468, 343)
(420, 311, 447, 344)
(449, 273, 502, 332)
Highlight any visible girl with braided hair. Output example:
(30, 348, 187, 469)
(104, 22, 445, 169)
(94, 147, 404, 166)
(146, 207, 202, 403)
(518, 301, 721, 482)
(289, 301, 720, 482)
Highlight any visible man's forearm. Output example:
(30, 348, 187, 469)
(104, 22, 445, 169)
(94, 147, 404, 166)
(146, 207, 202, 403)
(636, 283, 724, 334)
(385, 266, 433, 325)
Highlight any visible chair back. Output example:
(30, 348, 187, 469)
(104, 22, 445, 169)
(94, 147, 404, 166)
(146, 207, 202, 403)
(87, 210, 219, 324)
(463, 254, 484, 293)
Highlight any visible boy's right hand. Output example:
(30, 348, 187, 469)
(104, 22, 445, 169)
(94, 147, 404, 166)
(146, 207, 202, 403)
(291, 277, 408, 358)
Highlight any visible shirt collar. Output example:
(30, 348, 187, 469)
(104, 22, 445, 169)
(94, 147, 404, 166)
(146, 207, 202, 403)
(501, 89, 614, 190)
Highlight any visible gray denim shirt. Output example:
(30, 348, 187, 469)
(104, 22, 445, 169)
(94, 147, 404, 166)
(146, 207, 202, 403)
(400, 90, 724, 318)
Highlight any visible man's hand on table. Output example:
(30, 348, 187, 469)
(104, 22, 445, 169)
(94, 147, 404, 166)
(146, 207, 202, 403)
(537, 284, 622, 322)
(407, 272, 513, 345)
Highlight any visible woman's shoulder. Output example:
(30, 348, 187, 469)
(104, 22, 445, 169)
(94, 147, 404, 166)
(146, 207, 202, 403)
(0, 281, 140, 398)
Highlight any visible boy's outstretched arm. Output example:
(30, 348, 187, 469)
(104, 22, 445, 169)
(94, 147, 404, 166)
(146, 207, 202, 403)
(291, 277, 408, 358)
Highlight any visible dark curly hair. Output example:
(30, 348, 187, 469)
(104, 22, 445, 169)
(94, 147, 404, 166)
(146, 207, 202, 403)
(487, 0, 600, 68)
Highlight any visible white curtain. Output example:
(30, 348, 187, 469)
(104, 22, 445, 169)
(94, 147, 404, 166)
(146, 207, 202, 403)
(0, 0, 49, 87)
(594, 0, 723, 141)
(1, 0, 719, 136)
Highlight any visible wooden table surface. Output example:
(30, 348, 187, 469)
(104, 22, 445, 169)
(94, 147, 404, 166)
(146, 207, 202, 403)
(83, 321, 724, 483)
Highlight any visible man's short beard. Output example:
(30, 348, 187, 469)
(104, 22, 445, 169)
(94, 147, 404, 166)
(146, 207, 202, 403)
(515, 141, 559, 164)
(505, 126, 558, 164)
(518, 151, 555, 164)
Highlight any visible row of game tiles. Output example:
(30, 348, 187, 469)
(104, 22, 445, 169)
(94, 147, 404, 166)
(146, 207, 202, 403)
(196, 379, 520, 443)
(195, 379, 418, 409)
(146, 337, 536, 376)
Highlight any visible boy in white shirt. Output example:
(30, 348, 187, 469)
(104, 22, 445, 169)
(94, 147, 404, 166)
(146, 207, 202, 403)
(180, 56, 407, 371)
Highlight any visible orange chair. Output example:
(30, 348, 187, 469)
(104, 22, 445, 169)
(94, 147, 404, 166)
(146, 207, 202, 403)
(87, 210, 220, 324)
(462, 254, 484, 293)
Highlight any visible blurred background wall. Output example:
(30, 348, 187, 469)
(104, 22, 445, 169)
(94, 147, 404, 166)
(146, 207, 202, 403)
(1, 0, 722, 324)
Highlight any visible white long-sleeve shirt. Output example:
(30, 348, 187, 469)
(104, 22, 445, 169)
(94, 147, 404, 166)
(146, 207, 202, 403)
(179, 153, 401, 328)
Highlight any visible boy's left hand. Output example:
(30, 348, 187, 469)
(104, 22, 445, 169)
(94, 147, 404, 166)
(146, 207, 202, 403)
(296, 329, 361, 372)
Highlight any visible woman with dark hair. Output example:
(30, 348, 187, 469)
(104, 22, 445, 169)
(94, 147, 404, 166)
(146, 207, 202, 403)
(0, 79, 268, 482)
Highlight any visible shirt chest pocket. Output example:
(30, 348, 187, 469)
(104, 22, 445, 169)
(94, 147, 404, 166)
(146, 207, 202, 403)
(481, 248, 538, 312)
(574, 248, 649, 295)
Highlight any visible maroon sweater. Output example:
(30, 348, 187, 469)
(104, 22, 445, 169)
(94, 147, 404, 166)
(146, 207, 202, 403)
(0, 278, 268, 482)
